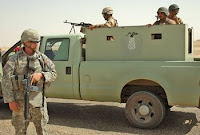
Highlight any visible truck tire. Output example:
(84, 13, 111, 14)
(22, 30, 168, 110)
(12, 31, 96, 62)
(125, 91, 166, 129)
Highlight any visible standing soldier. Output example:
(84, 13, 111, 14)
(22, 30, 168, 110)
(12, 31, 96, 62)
(2, 29, 57, 135)
(88, 7, 118, 30)
(147, 7, 176, 26)
(168, 4, 184, 24)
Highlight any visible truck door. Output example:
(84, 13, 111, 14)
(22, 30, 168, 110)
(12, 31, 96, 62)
(43, 38, 74, 98)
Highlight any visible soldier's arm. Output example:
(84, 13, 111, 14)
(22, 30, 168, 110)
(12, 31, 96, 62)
(41, 54, 57, 82)
(90, 23, 109, 29)
(104, 20, 115, 27)
(89, 20, 114, 30)
(169, 19, 176, 25)
(2, 57, 16, 103)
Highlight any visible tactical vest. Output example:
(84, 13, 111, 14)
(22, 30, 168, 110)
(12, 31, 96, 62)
(11, 50, 50, 91)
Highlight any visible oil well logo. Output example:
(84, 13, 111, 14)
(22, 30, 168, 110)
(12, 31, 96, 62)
(126, 32, 139, 50)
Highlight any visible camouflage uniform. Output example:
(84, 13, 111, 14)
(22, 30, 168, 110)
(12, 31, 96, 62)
(2, 46, 56, 134)
(94, 16, 118, 28)
(153, 7, 176, 25)
(87, 7, 118, 30)
(169, 16, 183, 24)
(168, 4, 183, 24)
(153, 18, 175, 25)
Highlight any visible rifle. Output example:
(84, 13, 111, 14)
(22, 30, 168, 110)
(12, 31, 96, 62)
(155, 15, 159, 21)
(64, 20, 92, 34)
(22, 57, 39, 135)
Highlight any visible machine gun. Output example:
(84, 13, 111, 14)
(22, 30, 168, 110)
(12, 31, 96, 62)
(64, 20, 92, 34)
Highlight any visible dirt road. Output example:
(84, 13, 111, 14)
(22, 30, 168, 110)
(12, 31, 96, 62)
(0, 98, 199, 135)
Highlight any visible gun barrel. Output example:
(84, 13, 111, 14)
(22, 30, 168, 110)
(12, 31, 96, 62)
(24, 92, 29, 134)
(64, 20, 92, 27)
(64, 20, 79, 25)
(23, 76, 31, 134)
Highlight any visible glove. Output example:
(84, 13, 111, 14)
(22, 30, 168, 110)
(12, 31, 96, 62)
(9, 101, 19, 112)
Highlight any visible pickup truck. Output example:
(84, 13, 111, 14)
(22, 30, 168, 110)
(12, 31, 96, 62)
(0, 24, 200, 129)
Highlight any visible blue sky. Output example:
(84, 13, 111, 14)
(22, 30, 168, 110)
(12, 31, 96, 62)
(0, 0, 200, 46)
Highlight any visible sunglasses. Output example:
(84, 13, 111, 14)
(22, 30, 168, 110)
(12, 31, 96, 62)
(102, 13, 107, 16)
(174, 9, 179, 13)
(29, 41, 40, 44)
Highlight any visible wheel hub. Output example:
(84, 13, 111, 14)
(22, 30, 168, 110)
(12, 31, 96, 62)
(139, 105, 150, 115)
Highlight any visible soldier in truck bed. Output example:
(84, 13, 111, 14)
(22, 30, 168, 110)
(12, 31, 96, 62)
(88, 7, 118, 30)
(147, 7, 176, 27)
(168, 4, 184, 24)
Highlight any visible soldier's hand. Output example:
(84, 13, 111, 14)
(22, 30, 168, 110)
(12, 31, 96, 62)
(31, 73, 44, 85)
(88, 25, 94, 30)
(173, 16, 179, 24)
(173, 15, 177, 19)
(9, 101, 19, 112)
(146, 24, 152, 27)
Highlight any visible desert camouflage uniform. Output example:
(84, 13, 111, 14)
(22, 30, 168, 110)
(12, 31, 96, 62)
(154, 18, 175, 25)
(94, 16, 118, 28)
(2, 48, 57, 135)
(168, 4, 183, 24)
(172, 17, 183, 24)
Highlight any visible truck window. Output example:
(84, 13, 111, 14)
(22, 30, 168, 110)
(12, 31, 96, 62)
(151, 33, 162, 39)
(44, 38, 70, 61)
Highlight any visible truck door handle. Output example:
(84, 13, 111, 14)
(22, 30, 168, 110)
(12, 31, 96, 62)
(66, 67, 71, 75)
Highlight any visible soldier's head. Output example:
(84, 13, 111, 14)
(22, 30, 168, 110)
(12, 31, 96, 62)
(21, 29, 40, 53)
(157, 7, 169, 20)
(102, 7, 113, 20)
(169, 4, 179, 15)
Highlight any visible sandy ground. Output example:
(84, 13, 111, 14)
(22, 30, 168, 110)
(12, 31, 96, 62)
(0, 98, 200, 135)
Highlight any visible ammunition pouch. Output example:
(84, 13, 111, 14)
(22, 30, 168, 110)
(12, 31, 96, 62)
(11, 75, 25, 91)
(11, 75, 40, 92)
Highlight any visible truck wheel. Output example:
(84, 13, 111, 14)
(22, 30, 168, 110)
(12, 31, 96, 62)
(125, 91, 166, 129)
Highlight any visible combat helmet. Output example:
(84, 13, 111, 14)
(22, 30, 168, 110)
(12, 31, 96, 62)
(102, 7, 113, 15)
(157, 7, 169, 16)
(21, 29, 40, 43)
(169, 4, 179, 12)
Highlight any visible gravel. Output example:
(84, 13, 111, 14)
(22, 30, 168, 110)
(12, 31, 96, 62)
(0, 98, 200, 135)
